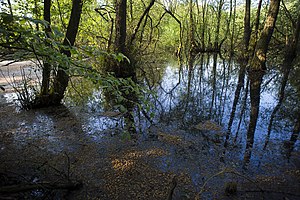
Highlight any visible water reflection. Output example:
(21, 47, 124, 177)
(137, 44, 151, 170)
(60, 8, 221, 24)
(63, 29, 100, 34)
(65, 53, 299, 166)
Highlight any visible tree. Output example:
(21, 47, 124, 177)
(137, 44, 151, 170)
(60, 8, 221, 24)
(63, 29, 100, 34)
(40, 0, 51, 96)
(50, 0, 83, 105)
(244, 0, 281, 163)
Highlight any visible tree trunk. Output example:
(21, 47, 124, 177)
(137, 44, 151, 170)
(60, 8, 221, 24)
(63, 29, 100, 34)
(244, 0, 280, 164)
(51, 0, 83, 105)
(115, 0, 127, 54)
(244, 0, 251, 51)
(113, 0, 134, 79)
(229, 0, 236, 55)
(201, 0, 207, 50)
(41, 0, 51, 96)
(253, 0, 263, 43)
(189, 0, 195, 54)
(214, 0, 224, 50)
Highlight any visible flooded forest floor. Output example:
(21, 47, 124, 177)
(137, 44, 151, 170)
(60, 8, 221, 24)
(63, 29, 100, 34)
(0, 95, 300, 199)
(0, 61, 300, 200)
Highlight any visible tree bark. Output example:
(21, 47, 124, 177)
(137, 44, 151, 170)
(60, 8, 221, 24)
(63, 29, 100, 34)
(214, 0, 224, 50)
(244, 0, 251, 51)
(41, 0, 51, 96)
(115, 0, 127, 54)
(244, 0, 280, 163)
(51, 0, 83, 105)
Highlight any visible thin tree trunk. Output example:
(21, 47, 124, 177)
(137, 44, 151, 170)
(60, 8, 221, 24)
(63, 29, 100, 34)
(214, 0, 224, 50)
(201, 0, 207, 50)
(51, 0, 83, 105)
(244, 0, 251, 51)
(254, 0, 263, 42)
(41, 0, 51, 96)
(244, 0, 280, 164)
(230, 0, 236, 55)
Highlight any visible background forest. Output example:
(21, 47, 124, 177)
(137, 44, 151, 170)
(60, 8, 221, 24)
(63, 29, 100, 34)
(0, 0, 300, 199)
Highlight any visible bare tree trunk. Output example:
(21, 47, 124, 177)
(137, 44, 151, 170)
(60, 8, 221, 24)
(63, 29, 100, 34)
(230, 0, 236, 55)
(253, 0, 263, 42)
(264, 15, 300, 149)
(201, 0, 207, 50)
(115, 0, 127, 54)
(41, 0, 51, 96)
(51, 0, 83, 105)
(113, 0, 135, 79)
(189, 0, 195, 53)
(244, 0, 280, 164)
(244, 0, 251, 51)
(214, 0, 224, 50)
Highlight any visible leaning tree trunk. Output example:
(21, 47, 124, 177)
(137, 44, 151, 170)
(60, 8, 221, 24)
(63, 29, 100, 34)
(51, 0, 83, 105)
(244, 0, 280, 163)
